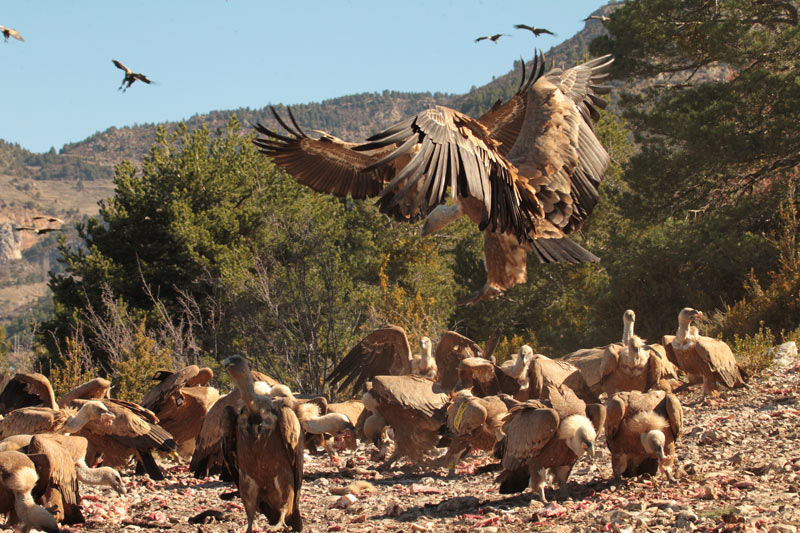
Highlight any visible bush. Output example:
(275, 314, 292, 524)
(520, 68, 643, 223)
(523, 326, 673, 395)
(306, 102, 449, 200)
(111, 321, 173, 402)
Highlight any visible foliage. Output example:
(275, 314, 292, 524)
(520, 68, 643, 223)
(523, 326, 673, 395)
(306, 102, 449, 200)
(48, 333, 96, 399)
(491, 333, 536, 367)
(0, 326, 10, 374)
(111, 321, 173, 402)
(731, 323, 777, 378)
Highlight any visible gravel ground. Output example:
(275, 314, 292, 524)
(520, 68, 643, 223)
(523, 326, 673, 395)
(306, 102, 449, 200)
(7, 349, 798, 533)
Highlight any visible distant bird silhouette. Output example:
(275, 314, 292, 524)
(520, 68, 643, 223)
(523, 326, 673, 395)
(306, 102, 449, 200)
(14, 226, 63, 235)
(475, 33, 508, 43)
(112, 59, 152, 92)
(584, 15, 611, 22)
(32, 216, 64, 225)
(514, 24, 555, 37)
(0, 25, 24, 42)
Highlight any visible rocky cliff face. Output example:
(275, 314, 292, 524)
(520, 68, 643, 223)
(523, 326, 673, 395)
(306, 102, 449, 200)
(0, 222, 22, 263)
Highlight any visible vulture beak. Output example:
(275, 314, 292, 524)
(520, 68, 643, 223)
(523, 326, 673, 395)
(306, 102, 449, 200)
(100, 412, 116, 426)
(657, 445, 666, 461)
(586, 441, 595, 459)
(115, 481, 128, 495)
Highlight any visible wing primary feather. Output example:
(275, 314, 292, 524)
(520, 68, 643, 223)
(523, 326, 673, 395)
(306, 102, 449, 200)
(363, 116, 417, 143)
(270, 106, 302, 137)
(365, 135, 419, 173)
(286, 107, 308, 138)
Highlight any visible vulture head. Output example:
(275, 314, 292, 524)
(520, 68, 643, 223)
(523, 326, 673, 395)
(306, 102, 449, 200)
(678, 308, 703, 327)
(222, 354, 249, 376)
(269, 384, 295, 400)
(63, 400, 115, 433)
(560, 414, 597, 458)
(519, 345, 534, 365)
(419, 337, 432, 355)
(641, 428, 667, 460)
(623, 309, 636, 324)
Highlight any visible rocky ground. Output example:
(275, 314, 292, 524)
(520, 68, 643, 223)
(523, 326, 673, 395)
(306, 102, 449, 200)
(6, 348, 799, 533)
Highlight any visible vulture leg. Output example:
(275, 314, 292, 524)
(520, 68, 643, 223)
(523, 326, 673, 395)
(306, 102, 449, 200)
(421, 203, 464, 236)
(553, 465, 573, 500)
(611, 452, 629, 479)
(530, 467, 548, 502)
(136, 450, 165, 480)
(240, 474, 259, 533)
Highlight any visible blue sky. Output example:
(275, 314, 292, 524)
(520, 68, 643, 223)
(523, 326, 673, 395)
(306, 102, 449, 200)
(1, 0, 609, 153)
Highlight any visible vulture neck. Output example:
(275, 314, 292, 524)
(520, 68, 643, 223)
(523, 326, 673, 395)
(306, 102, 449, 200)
(507, 351, 526, 378)
(76, 460, 117, 488)
(303, 413, 352, 434)
(231, 370, 270, 414)
(622, 317, 635, 344)
(15, 492, 59, 533)
(676, 320, 697, 344)
(61, 405, 95, 434)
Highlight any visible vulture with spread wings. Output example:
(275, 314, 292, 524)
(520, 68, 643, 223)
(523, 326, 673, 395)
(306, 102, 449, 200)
(327, 325, 485, 393)
(255, 51, 614, 304)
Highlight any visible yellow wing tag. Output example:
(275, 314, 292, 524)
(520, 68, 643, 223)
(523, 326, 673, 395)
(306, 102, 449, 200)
(453, 400, 470, 432)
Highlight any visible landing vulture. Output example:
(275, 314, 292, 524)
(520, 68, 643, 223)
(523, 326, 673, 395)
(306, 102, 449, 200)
(363, 374, 449, 469)
(220, 355, 303, 532)
(0, 450, 59, 533)
(112, 59, 152, 92)
(0, 26, 24, 43)
(327, 325, 483, 393)
(605, 389, 682, 480)
(254, 51, 614, 304)
(495, 384, 605, 501)
(663, 308, 746, 398)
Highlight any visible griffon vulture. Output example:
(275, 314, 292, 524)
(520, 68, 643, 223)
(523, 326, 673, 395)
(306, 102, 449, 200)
(456, 357, 521, 397)
(598, 335, 677, 396)
(0, 450, 59, 533)
(362, 375, 449, 469)
(112, 59, 152, 92)
(327, 325, 484, 393)
(254, 52, 614, 305)
(220, 355, 303, 532)
(65, 398, 176, 481)
(0, 373, 59, 414)
(140, 366, 219, 460)
(500, 344, 534, 387)
(437, 391, 516, 472)
(495, 384, 605, 501)
(663, 308, 746, 398)
(605, 389, 682, 480)
(188, 371, 277, 479)
(475, 33, 508, 43)
(0, 26, 24, 43)
(0, 400, 115, 439)
(514, 24, 556, 36)
(524, 352, 598, 404)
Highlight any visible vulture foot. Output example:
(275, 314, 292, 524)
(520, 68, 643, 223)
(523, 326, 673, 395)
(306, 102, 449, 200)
(457, 284, 504, 306)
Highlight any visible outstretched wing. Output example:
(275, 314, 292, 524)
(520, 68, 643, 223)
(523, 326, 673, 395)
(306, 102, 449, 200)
(112, 59, 129, 72)
(253, 107, 396, 202)
(327, 325, 413, 392)
(372, 375, 450, 418)
(134, 72, 152, 84)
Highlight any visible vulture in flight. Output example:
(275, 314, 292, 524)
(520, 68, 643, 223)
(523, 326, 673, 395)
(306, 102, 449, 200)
(663, 308, 746, 399)
(112, 59, 153, 92)
(605, 389, 682, 480)
(362, 374, 450, 469)
(254, 51, 614, 304)
(220, 355, 303, 533)
(327, 325, 484, 393)
(514, 24, 556, 37)
(475, 33, 508, 43)
(495, 384, 605, 501)
(0, 450, 59, 533)
(0, 26, 24, 42)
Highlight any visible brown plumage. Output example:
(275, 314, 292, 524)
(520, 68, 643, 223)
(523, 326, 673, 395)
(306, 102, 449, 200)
(58, 378, 111, 408)
(221, 355, 303, 532)
(364, 375, 449, 469)
(66, 398, 176, 481)
(500, 344, 534, 387)
(0, 373, 58, 414)
(663, 308, 746, 398)
(112, 59, 152, 92)
(25, 434, 84, 524)
(524, 352, 598, 404)
(141, 365, 214, 412)
(434, 331, 485, 392)
(254, 52, 614, 304)
(0, 450, 59, 533)
(605, 390, 682, 480)
(474, 33, 508, 43)
(0, 401, 115, 440)
(437, 391, 515, 471)
(189, 372, 276, 479)
(598, 335, 677, 396)
(0, 26, 24, 43)
(456, 357, 521, 397)
(495, 384, 605, 501)
(514, 24, 556, 37)
(13, 226, 63, 235)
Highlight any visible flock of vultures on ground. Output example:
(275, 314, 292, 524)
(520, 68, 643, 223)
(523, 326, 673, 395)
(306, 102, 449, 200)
(0, 12, 751, 533)
(0, 307, 746, 532)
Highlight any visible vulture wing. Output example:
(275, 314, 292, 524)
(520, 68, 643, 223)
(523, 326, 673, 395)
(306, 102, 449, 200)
(543, 383, 587, 419)
(446, 395, 488, 435)
(371, 375, 449, 419)
(0, 373, 57, 413)
(190, 390, 241, 480)
(253, 107, 395, 201)
(604, 391, 628, 441)
(327, 325, 412, 393)
(134, 72, 152, 84)
(434, 331, 484, 392)
(661, 335, 680, 368)
(477, 52, 545, 157)
(112, 59, 129, 72)
(0, 407, 68, 439)
(58, 378, 111, 408)
(501, 402, 559, 470)
(141, 365, 200, 412)
(694, 337, 746, 388)
(662, 393, 683, 438)
(27, 435, 82, 524)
